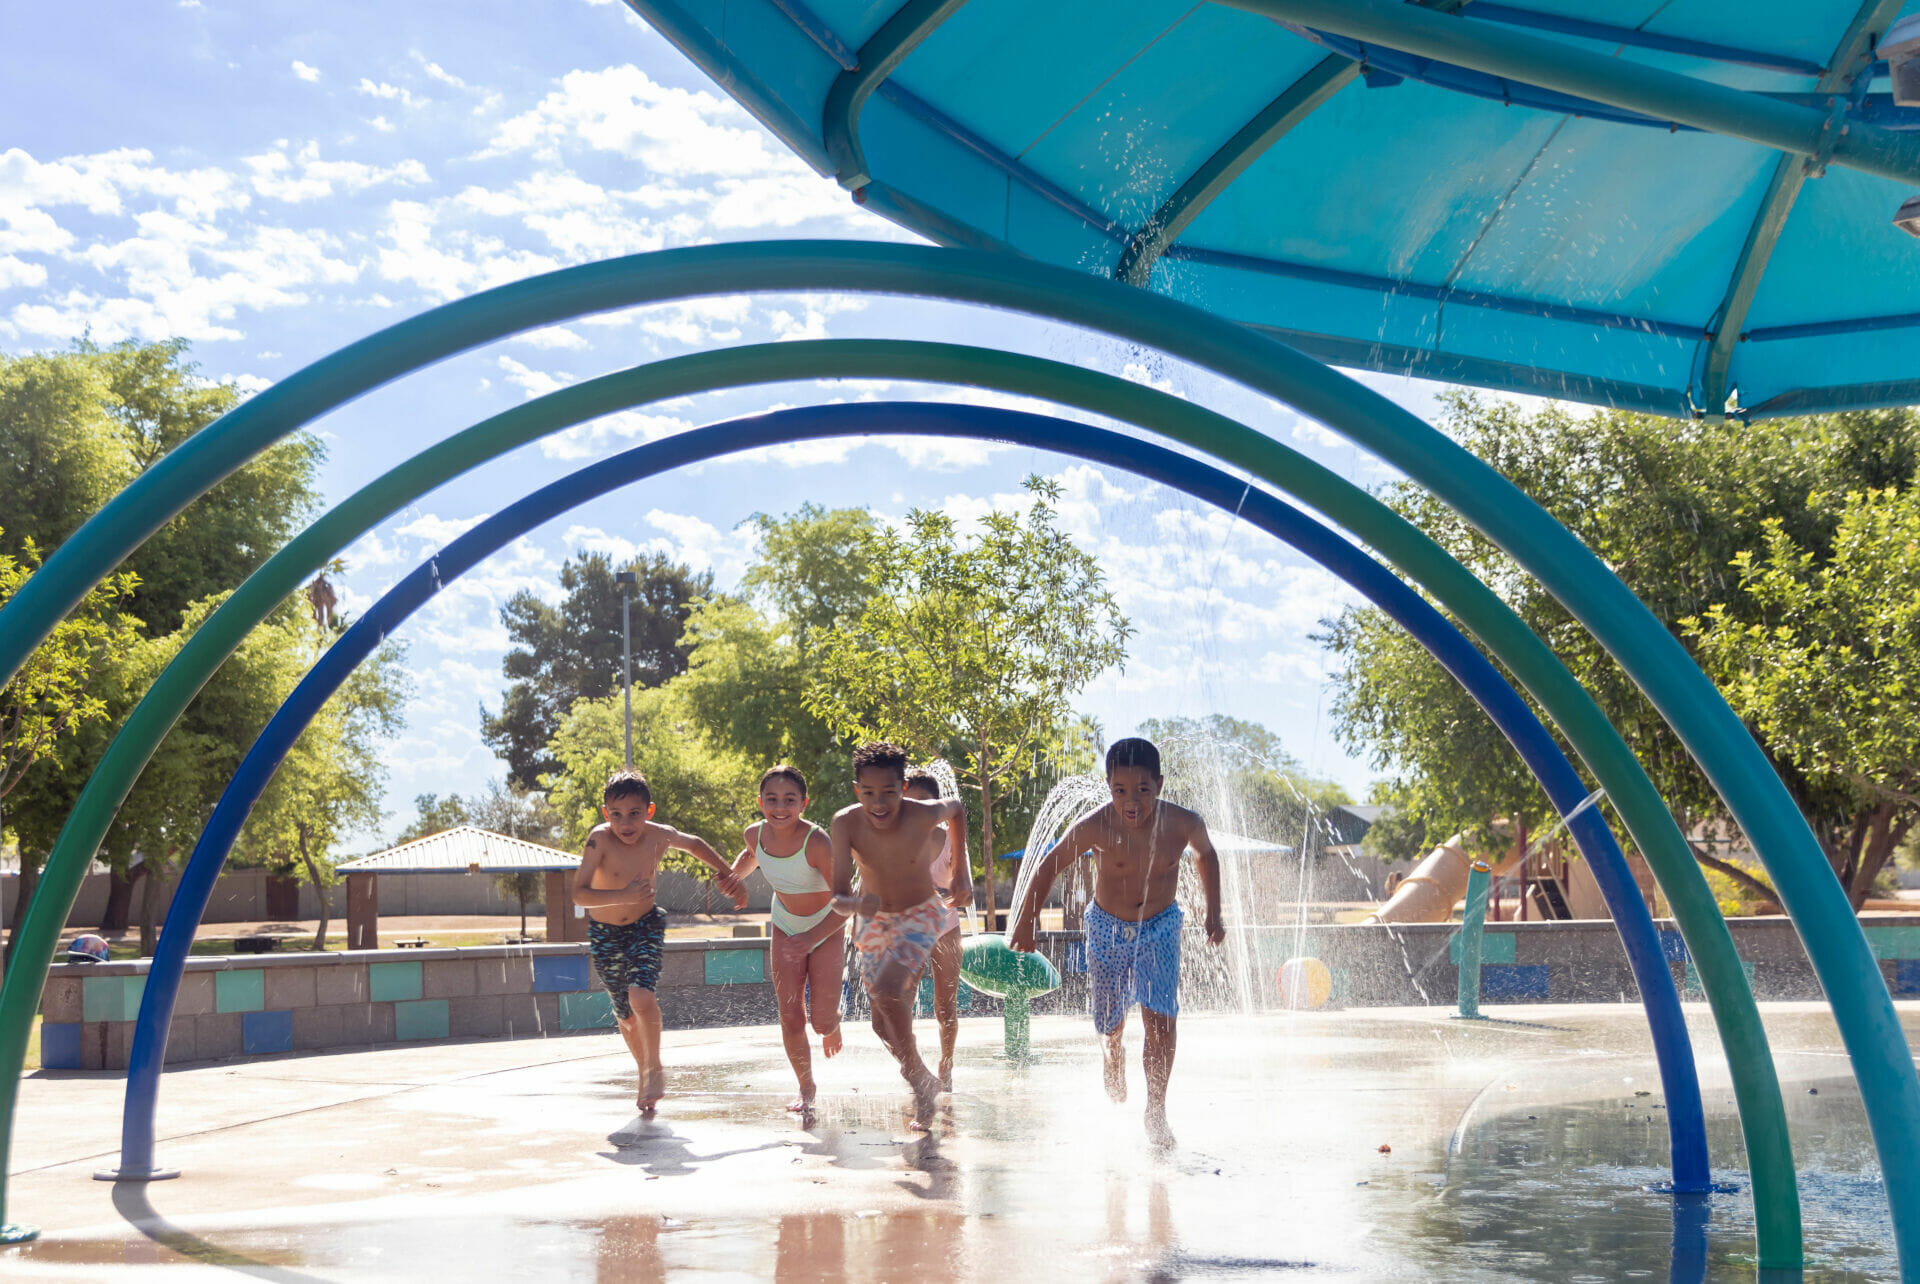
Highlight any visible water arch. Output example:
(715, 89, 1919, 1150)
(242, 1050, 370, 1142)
(114, 402, 1708, 1195)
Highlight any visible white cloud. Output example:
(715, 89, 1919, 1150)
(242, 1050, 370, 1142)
(541, 408, 693, 460)
(368, 115, 397, 134)
(356, 79, 428, 109)
(515, 324, 587, 350)
(565, 511, 756, 579)
(291, 60, 321, 82)
(0, 257, 47, 289)
(395, 512, 489, 545)
(496, 354, 571, 398)
(245, 140, 428, 203)
(415, 56, 469, 89)
(375, 198, 559, 299)
(483, 65, 802, 178)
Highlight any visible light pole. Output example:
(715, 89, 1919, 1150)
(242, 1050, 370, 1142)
(615, 569, 636, 769)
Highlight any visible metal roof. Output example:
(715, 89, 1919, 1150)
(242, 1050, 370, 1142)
(337, 827, 580, 875)
(628, 0, 1920, 419)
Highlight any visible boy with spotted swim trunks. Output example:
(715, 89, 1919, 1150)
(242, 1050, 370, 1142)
(575, 769, 745, 1114)
(1008, 737, 1223, 1148)
(902, 768, 970, 1092)
(830, 742, 970, 1128)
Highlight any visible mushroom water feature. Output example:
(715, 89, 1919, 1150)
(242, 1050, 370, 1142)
(958, 935, 1060, 1063)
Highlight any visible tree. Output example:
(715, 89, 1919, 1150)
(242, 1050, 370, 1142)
(394, 792, 473, 845)
(1684, 488, 1920, 907)
(483, 552, 716, 788)
(544, 685, 759, 877)
(0, 340, 323, 636)
(0, 534, 142, 962)
(233, 600, 408, 952)
(1322, 393, 1920, 906)
(1135, 714, 1350, 847)
(805, 477, 1131, 915)
(0, 338, 331, 949)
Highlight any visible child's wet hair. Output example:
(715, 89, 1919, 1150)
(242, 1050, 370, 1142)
(603, 768, 652, 807)
(852, 741, 909, 781)
(760, 763, 808, 796)
(1105, 737, 1162, 778)
(903, 767, 941, 798)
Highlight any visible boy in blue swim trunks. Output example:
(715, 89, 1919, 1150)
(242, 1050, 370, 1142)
(575, 769, 744, 1114)
(1008, 738, 1223, 1147)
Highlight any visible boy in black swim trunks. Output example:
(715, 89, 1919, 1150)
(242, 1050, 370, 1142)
(575, 769, 744, 1114)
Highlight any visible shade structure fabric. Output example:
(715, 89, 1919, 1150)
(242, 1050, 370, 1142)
(336, 826, 579, 875)
(629, 0, 1920, 419)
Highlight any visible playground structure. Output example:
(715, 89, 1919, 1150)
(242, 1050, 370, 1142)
(3, 1, 1920, 1274)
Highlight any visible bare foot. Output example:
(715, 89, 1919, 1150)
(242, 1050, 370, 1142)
(909, 1074, 941, 1130)
(640, 1068, 667, 1113)
(938, 1061, 954, 1094)
(787, 1081, 817, 1114)
(1103, 1051, 1127, 1104)
(1144, 1105, 1175, 1149)
(821, 1027, 843, 1059)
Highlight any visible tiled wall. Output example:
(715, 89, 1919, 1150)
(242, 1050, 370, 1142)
(39, 940, 779, 1071)
(1030, 914, 1920, 1013)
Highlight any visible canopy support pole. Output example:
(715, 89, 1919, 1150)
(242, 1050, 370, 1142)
(1232, 0, 1920, 185)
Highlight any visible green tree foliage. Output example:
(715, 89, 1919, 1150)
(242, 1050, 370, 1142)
(804, 477, 1131, 912)
(0, 340, 322, 635)
(1135, 714, 1349, 847)
(394, 792, 474, 845)
(231, 603, 408, 951)
(482, 551, 716, 788)
(392, 783, 562, 939)
(1323, 393, 1920, 903)
(545, 687, 758, 876)
(0, 338, 337, 956)
(1684, 488, 1920, 906)
(0, 534, 142, 959)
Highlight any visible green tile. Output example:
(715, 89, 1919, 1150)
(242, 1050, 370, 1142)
(369, 960, 422, 1002)
(393, 998, 449, 1041)
(1449, 931, 1516, 964)
(83, 975, 145, 1022)
(703, 949, 765, 985)
(1866, 926, 1920, 960)
(559, 991, 617, 1030)
(1684, 959, 1755, 996)
(214, 969, 264, 1014)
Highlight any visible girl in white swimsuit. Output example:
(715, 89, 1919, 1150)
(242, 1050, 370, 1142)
(730, 764, 848, 1113)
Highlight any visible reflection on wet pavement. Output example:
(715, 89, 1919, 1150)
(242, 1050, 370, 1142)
(2, 1004, 1905, 1280)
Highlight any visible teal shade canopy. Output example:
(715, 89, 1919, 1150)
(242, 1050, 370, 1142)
(629, 0, 1920, 419)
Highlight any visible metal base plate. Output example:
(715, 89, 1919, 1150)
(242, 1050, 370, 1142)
(94, 1166, 180, 1182)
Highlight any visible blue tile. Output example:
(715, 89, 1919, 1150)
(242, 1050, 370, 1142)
(1894, 960, 1920, 996)
(40, 1022, 83, 1070)
(532, 954, 592, 993)
(1063, 940, 1087, 974)
(241, 1009, 293, 1056)
(1481, 964, 1551, 1001)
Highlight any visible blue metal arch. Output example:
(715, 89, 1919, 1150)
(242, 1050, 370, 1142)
(118, 402, 1711, 1197)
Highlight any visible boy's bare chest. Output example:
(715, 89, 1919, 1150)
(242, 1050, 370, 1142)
(592, 841, 658, 885)
(852, 821, 932, 873)
(1094, 830, 1185, 881)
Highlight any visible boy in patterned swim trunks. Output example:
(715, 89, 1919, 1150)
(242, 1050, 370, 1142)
(575, 769, 744, 1114)
(830, 742, 970, 1129)
(1007, 738, 1223, 1148)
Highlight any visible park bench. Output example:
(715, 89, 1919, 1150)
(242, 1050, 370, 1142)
(392, 937, 431, 949)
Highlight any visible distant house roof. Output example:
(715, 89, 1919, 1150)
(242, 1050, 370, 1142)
(1325, 804, 1390, 848)
(337, 826, 579, 875)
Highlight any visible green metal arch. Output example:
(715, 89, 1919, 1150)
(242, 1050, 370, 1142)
(0, 238, 1898, 1260)
(0, 335, 1797, 1261)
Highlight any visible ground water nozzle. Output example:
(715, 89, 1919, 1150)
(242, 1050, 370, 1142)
(960, 935, 1061, 1061)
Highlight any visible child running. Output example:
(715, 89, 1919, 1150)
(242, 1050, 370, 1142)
(1008, 738, 1223, 1147)
(830, 742, 969, 1128)
(902, 767, 971, 1092)
(729, 764, 848, 1116)
(574, 769, 745, 1115)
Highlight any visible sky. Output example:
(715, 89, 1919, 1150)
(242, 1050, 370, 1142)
(3, 0, 1463, 849)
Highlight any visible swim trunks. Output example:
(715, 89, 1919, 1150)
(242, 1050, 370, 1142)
(856, 896, 948, 996)
(588, 907, 667, 1019)
(1085, 902, 1183, 1034)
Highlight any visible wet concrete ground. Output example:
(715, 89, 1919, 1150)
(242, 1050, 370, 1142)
(3, 1001, 1910, 1281)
